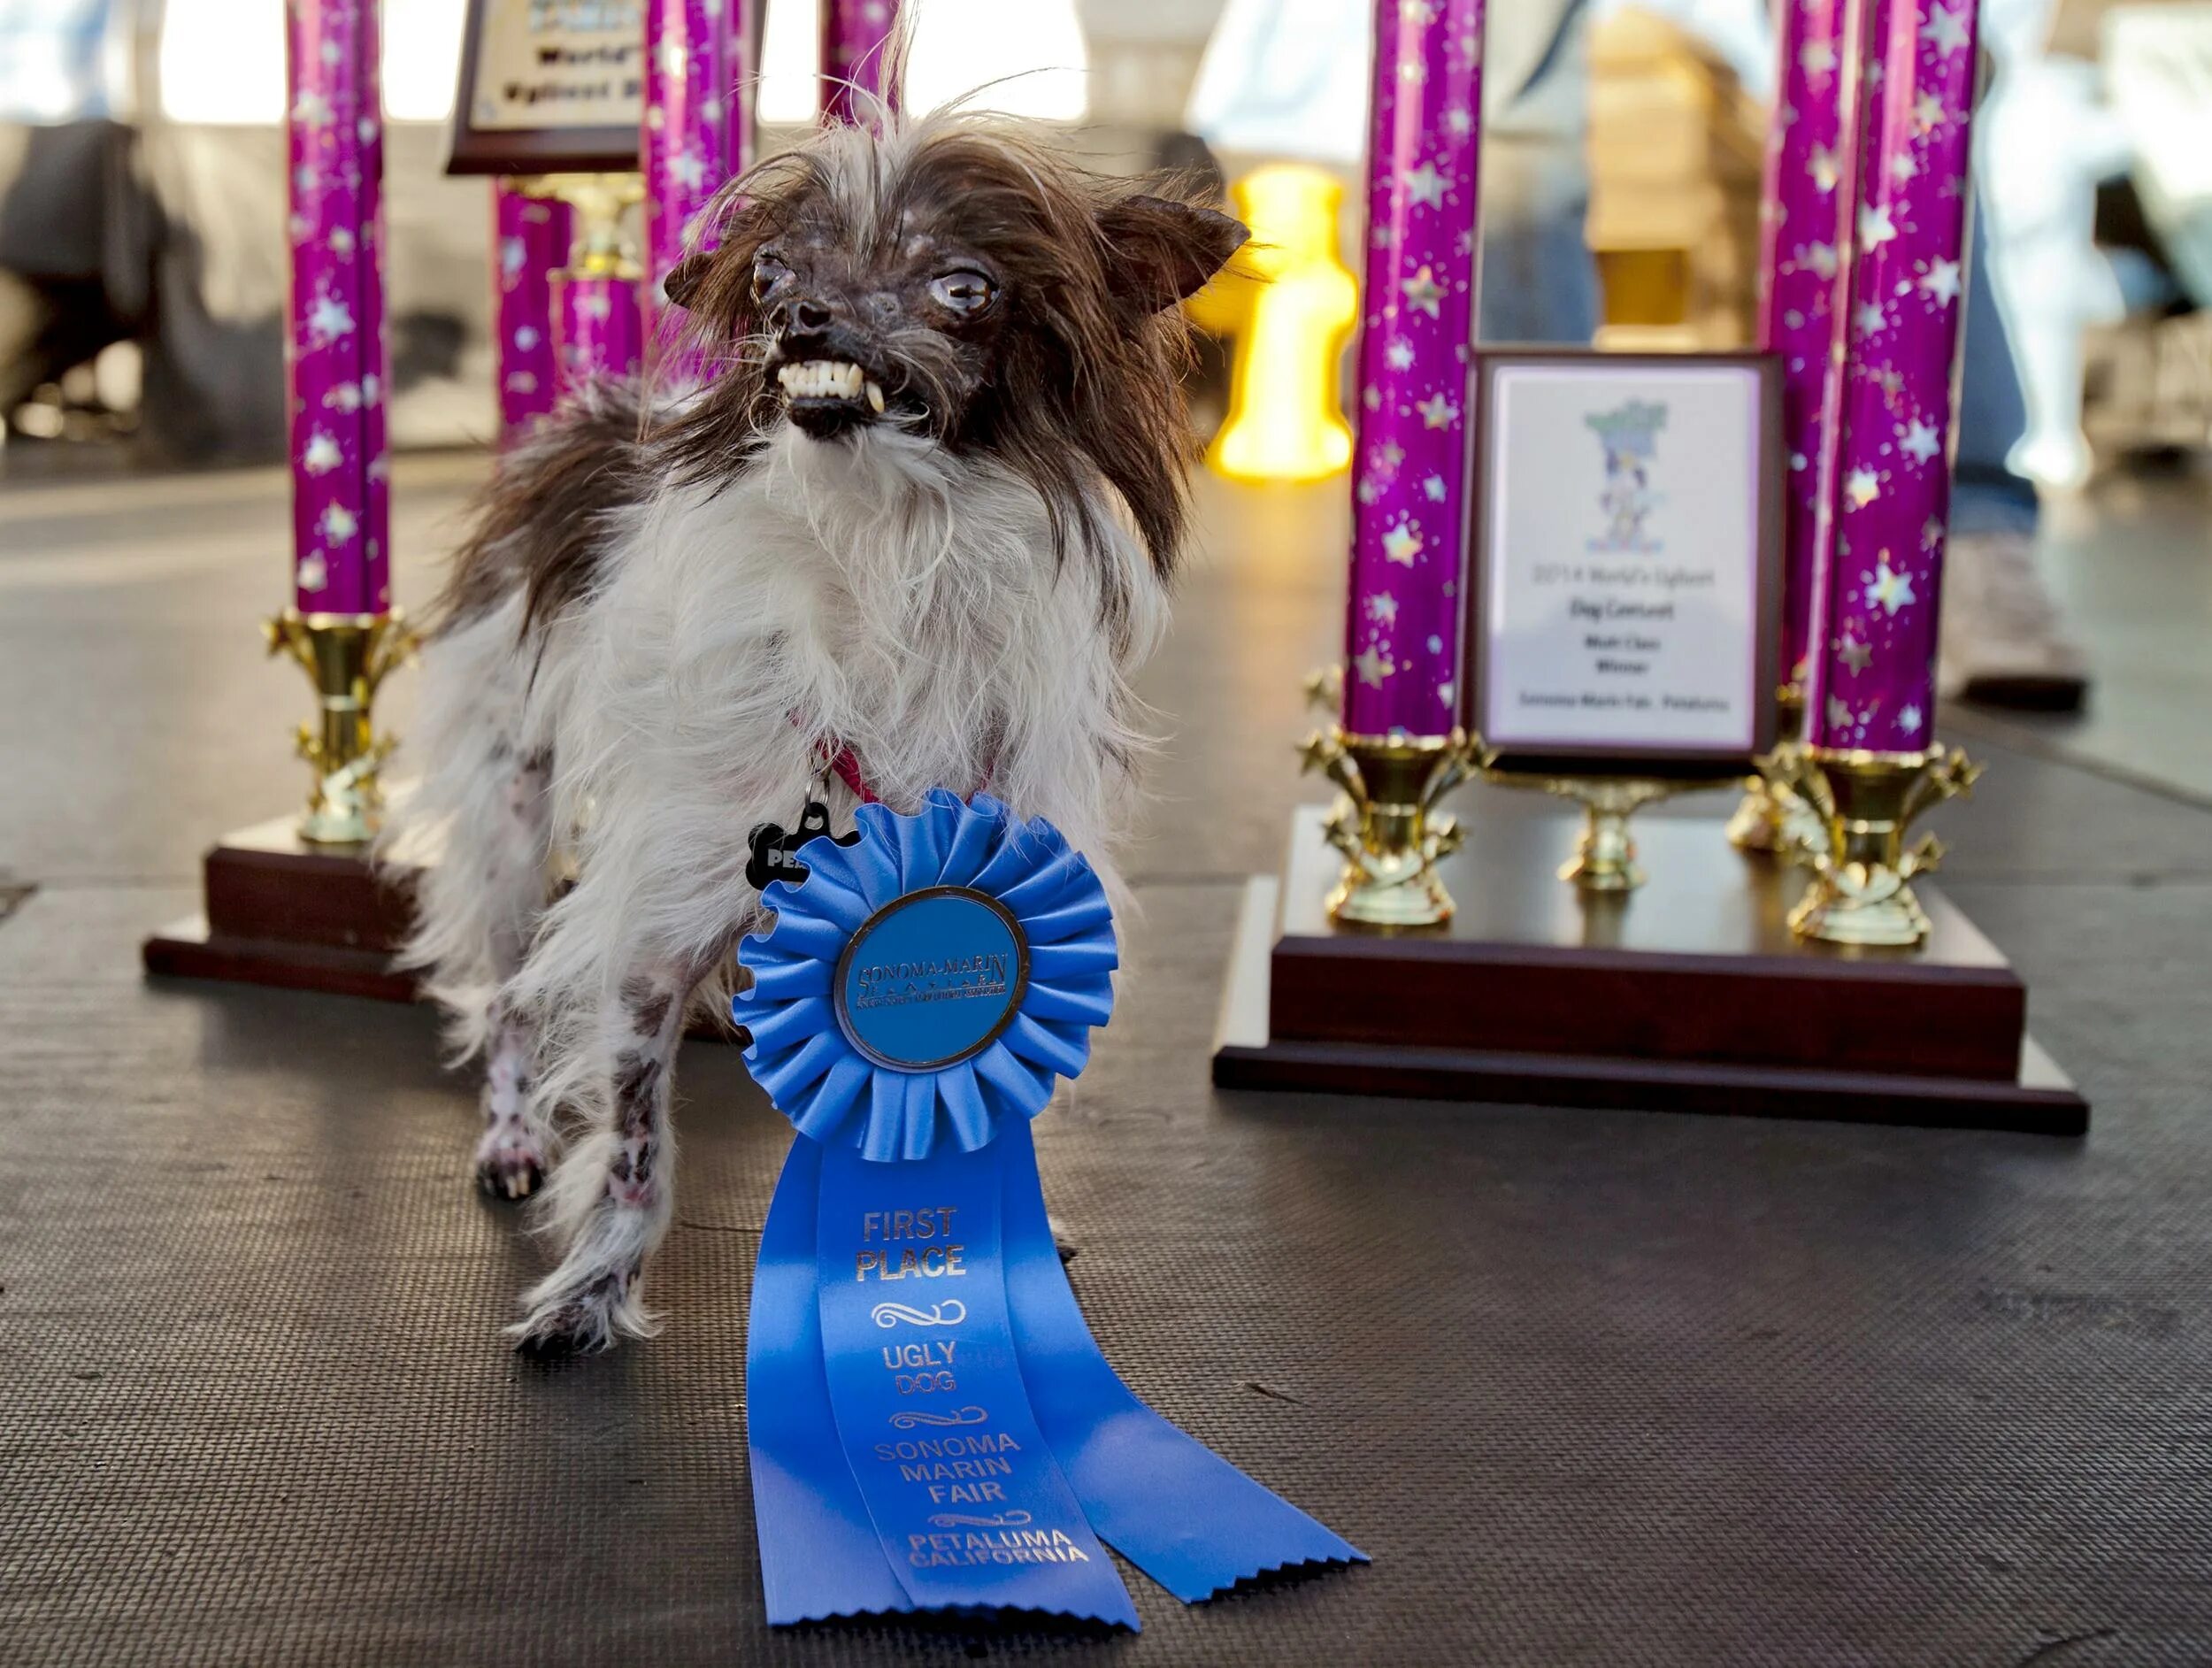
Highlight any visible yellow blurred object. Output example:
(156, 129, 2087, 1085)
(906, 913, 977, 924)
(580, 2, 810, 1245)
(1201, 165, 1357, 483)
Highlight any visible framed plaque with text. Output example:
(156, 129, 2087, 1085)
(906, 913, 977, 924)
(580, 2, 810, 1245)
(1465, 350, 1783, 776)
(447, 0, 645, 176)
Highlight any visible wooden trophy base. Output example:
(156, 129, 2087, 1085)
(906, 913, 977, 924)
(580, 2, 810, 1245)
(142, 816, 420, 1003)
(139, 816, 733, 1041)
(1212, 809, 2088, 1135)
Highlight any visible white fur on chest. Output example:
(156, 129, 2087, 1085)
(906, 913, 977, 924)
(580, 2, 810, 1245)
(524, 419, 1163, 987)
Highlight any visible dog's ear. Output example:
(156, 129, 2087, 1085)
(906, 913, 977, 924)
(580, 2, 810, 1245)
(1094, 194, 1249, 315)
(663, 250, 710, 311)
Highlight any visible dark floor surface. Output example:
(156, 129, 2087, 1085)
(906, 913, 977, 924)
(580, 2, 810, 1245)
(3, 459, 2211, 1666)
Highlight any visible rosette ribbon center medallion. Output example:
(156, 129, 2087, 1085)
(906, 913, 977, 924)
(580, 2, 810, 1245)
(738, 791, 1362, 1625)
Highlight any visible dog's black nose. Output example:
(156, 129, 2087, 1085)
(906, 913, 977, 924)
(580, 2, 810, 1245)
(772, 296, 835, 339)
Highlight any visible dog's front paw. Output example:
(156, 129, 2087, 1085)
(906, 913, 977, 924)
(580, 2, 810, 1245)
(508, 1269, 644, 1358)
(473, 1127, 548, 1202)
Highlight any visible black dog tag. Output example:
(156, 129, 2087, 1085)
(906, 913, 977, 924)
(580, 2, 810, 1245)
(745, 798, 849, 890)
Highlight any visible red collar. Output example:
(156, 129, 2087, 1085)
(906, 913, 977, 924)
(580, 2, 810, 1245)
(799, 720, 993, 807)
(820, 740, 877, 804)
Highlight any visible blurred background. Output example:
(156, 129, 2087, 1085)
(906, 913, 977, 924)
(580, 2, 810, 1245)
(4, 0, 2209, 759)
(7, 0, 2207, 477)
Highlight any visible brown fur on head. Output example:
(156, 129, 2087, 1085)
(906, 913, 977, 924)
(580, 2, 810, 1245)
(657, 111, 1248, 579)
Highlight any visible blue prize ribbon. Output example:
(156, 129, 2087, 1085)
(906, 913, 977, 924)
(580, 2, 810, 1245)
(739, 793, 1361, 1627)
(747, 1135, 912, 1625)
(814, 1138, 1139, 1626)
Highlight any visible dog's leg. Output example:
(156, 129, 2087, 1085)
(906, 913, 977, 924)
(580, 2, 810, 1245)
(472, 748, 557, 1199)
(510, 957, 698, 1356)
(475, 997, 543, 1199)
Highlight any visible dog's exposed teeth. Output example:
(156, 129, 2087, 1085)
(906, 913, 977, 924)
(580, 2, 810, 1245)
(776, 359, 870, 404)
(864, 380, 885, 413)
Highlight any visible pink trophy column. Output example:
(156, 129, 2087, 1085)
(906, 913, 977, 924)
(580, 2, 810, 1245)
(1760, 0, 1864, 687)
(286, 0, 388, 617)
(821, 0, 899, 124)
(643, 0, 755, 370)
(494, 182, 571, 438)
(1802, 0, 1978, 757)
(1343, 0, 1482, 742)
(556, 273, 645, 382)
(549, 171, 647, 389)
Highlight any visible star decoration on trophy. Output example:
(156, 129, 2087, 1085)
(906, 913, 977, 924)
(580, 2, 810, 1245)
(1381, 519, 1425, 566)
(319, 503, 359, 548)
(1864, 559, 1916, 615)
(1837, 634, 1874, 673)
(1415, 392, 1460, 429)
(1855, 303, 1887, 337)
(1900, 419, 1941, 464)
(1809, 145, 1839, 192)
(1846, 468, 1880, 509)
(1921, 4, 1970, 53)
(1858, 204, 1898, 251)
(1921, 258, 1962, 304)
(1368, 593, 1400, 625)
(1403, 162, 1450, 211)
(305, 291, 356, 345)
(1354, 646, 1398, 687)
(1385, 339, 1416, 372)
(1400, 265, 1446, 319)
(302, 430, 342, 475)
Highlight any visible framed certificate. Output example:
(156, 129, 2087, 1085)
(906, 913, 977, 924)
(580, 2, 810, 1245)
(446, 0, 646, 176)
(1464, 350, 1783, 776)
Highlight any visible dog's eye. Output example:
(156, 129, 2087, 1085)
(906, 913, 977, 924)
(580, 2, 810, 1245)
(929, 271, 995, 313)
(752, 253, 791, 301)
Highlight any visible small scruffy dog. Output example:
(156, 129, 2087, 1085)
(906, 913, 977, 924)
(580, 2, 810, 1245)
(387, 112, 1246, 1356)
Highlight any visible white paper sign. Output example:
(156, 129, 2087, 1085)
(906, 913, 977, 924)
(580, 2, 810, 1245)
(1478, 360, 1768, 758)
(469, 0, 643, 135)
